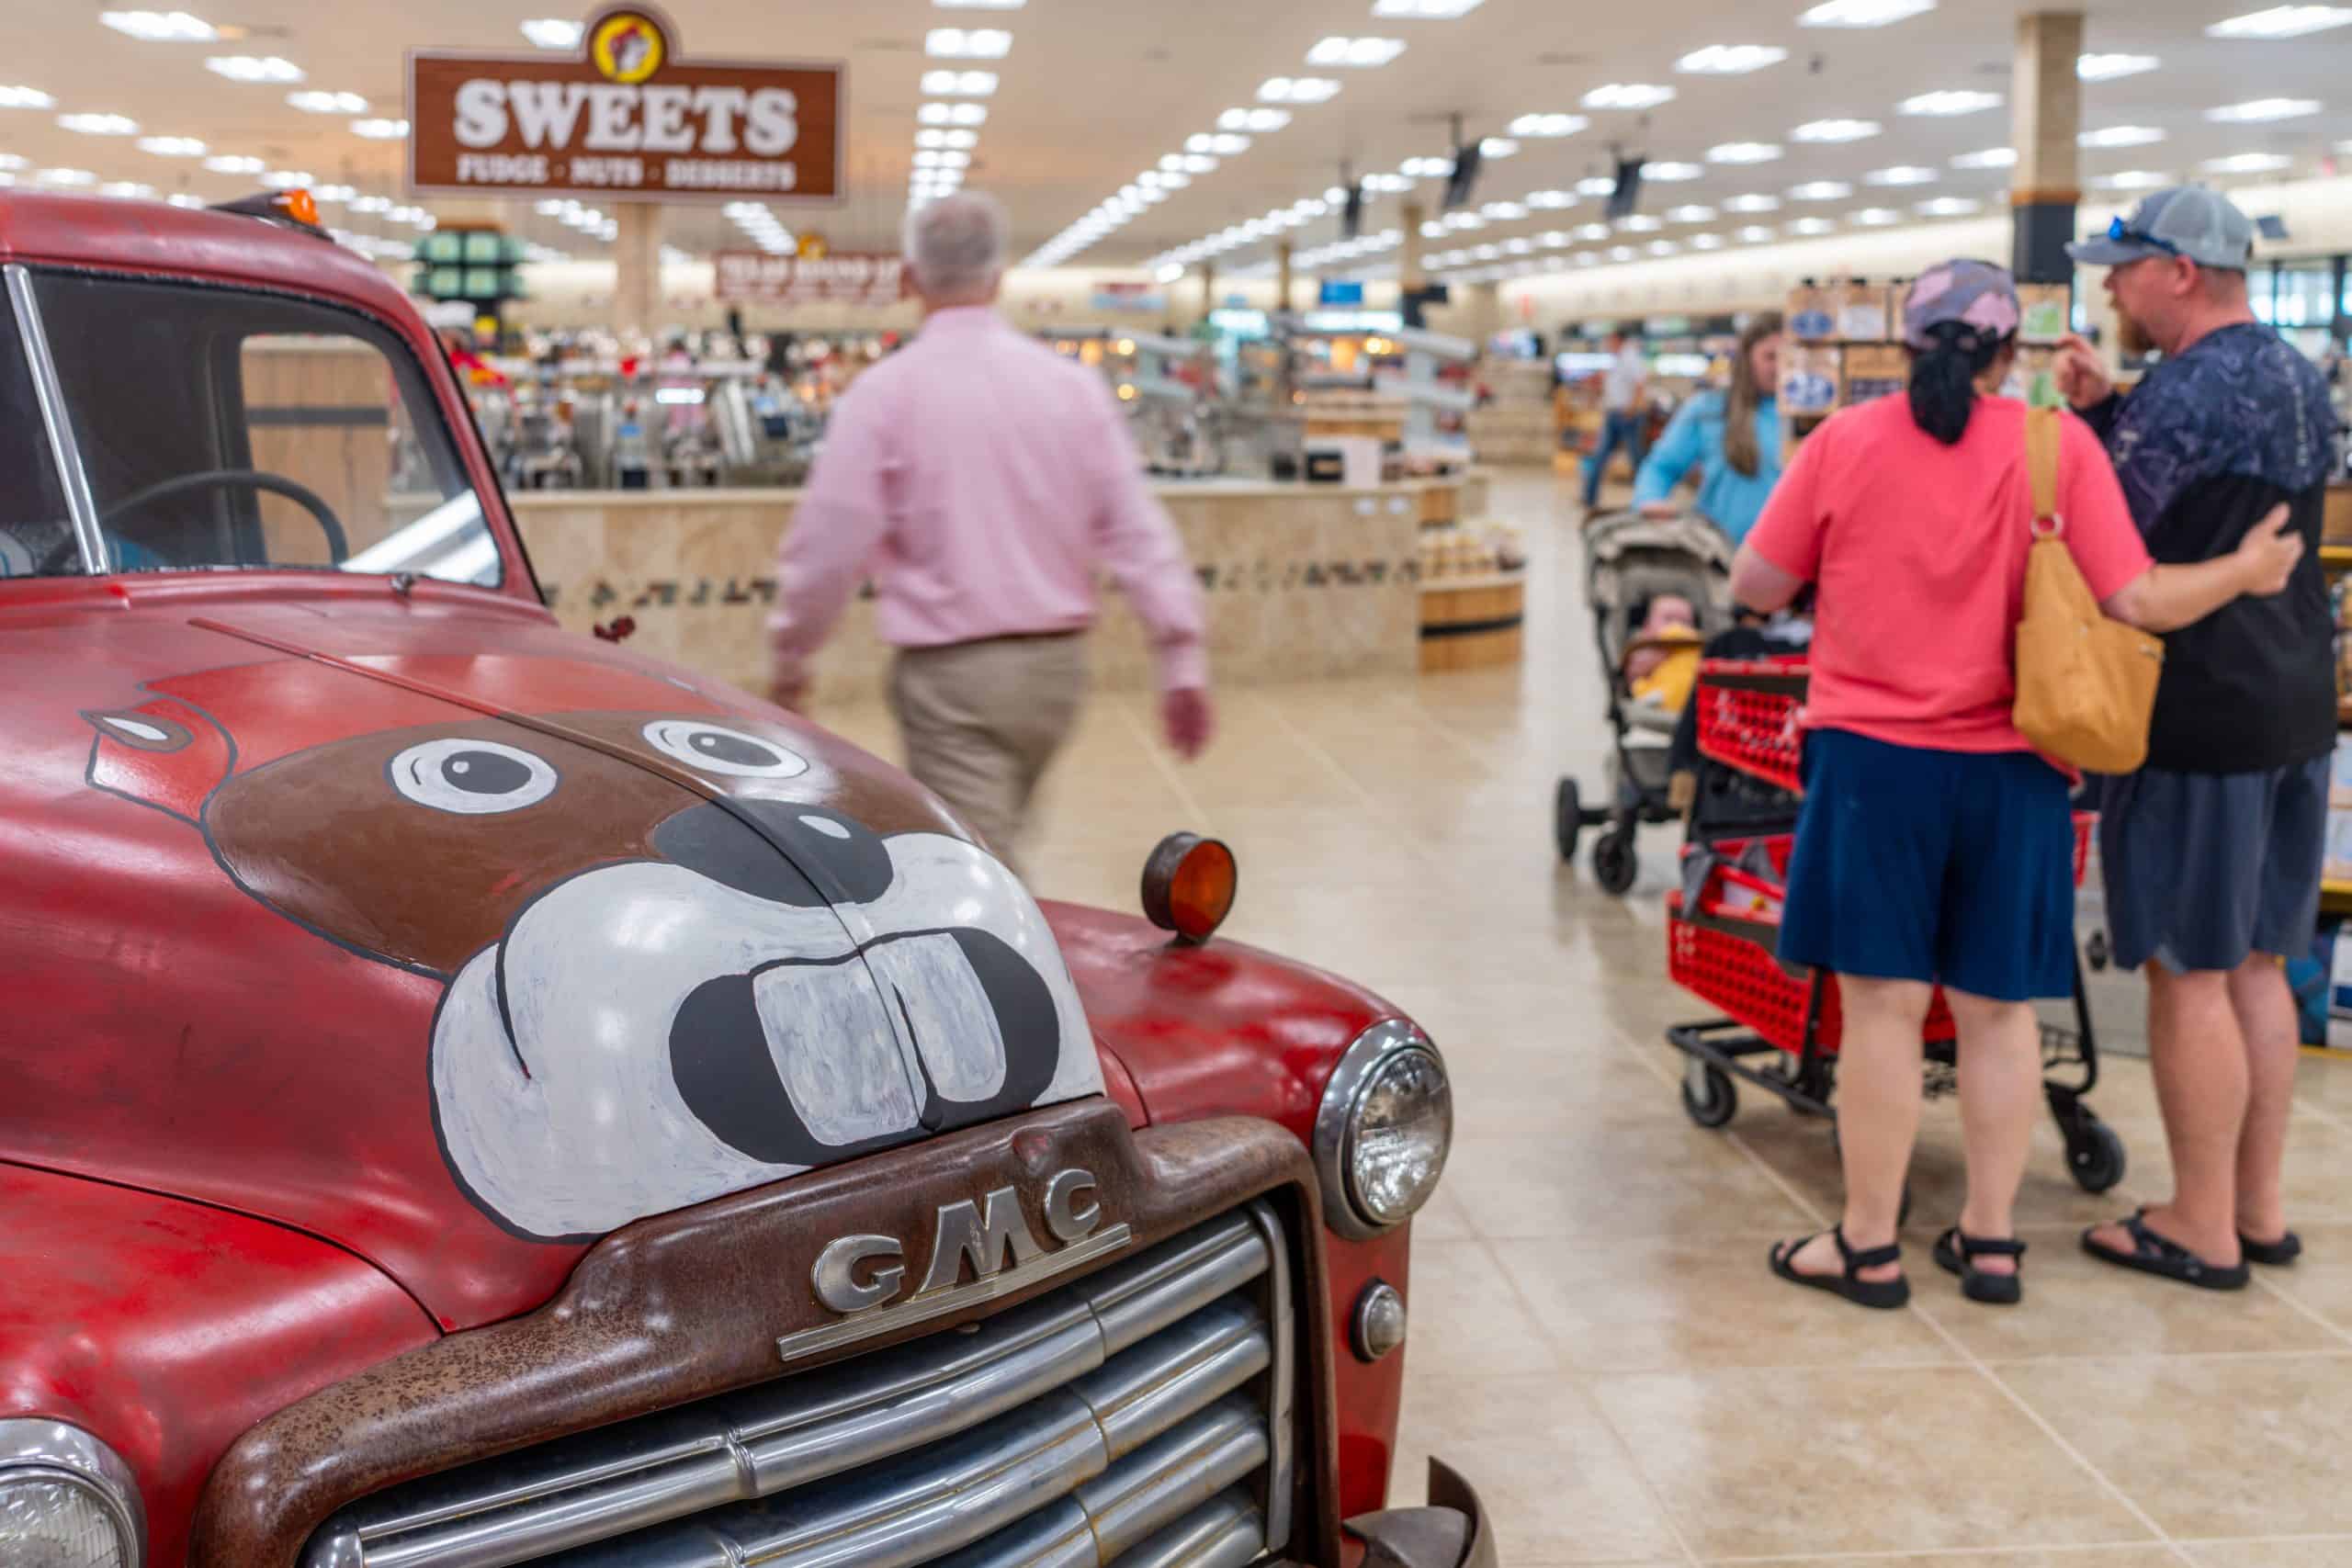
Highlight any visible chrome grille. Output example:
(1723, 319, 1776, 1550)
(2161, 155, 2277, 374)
(304, 1204, 1295, 1568)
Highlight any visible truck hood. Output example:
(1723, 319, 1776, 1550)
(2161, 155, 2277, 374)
(0, 592, 1102, 1328)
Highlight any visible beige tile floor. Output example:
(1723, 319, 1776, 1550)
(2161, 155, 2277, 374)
(813, 472, 2352, 1565)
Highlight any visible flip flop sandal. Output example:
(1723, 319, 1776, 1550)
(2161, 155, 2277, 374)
(1933, 1226, 2028, 1306)
(1770, 1225, 1909, 1310)
(2081, 1211, 2249, 1292)
(2240, 1230, 2303, 1267)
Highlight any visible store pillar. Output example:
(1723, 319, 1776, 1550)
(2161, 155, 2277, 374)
(2009, 10, 2083, 286)
(1276, 240, 1295, 315)
(613, 204, 663, 343)
(1400, 201, 1427, 292)
(1197, 262, 1216, 324)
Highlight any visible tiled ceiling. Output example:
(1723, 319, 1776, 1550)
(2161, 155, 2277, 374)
(3, 0, 2346, 276)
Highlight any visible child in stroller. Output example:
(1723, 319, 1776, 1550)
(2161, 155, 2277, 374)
(1554, 509, 1734, 894)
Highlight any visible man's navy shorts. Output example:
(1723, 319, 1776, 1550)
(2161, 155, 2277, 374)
(2097, 756, 2329, 974)
(1780, 729, 2077, 1003)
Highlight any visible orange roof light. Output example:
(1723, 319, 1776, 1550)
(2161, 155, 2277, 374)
(1141, 832, 1238, 944)
(274, 187, 321, 228)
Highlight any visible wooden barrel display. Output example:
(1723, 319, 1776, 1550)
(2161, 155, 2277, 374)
(1419, 572, 1525, 671)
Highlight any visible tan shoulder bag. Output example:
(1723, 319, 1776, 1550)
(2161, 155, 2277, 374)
(2011, 405, 2165, 773)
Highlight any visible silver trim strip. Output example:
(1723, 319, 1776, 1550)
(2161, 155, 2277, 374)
(4, 265, 107, 576)
(1245, 1200, 1296, 1556)
(1078, 1215, 1266, 1354)
(1076, 1397, 1269, 1561)
(1111, 1490, 1265, 1568)
(776, 1223, 1135, 1363)
(0, 1417, 148, 1564)
(1071, 1297, 1270, 1460)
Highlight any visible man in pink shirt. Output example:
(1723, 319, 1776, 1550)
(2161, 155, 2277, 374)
(768, 192, 1214, 871)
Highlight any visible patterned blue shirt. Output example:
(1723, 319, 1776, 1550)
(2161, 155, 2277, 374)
(2087, 321, 2337, 536)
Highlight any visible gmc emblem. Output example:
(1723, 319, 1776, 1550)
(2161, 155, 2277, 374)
(778, 1168, 1133, 1362)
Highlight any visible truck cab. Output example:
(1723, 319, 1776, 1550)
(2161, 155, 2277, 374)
(0, 190, 1487, 1568)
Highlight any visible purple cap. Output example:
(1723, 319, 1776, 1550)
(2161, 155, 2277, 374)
(1902, 257, 2021, 350)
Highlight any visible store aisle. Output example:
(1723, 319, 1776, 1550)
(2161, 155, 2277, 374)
(816, 471, 2352, 1567)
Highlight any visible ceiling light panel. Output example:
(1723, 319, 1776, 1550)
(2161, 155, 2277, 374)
(0, 85, 56, 108)
(1677, 43, 1787, 73)
(99, 180, 156, 197)
(1526, 189, 1577, 208)
(2079, 125, 2164, 147)
(1736, 224, 1777, 241)
(2206, 97, 2321, 122)
(1259, 76, 1340, 102)
(1799, 0, 1935, 25)
(202, 152, 262, 173)
(58, 113, 139, 135)
(1617, 214, 1663, 231)
(925, 28, 1012, 58)
(1583, 83, 1676, 110)
(1480, 138, 1519, 157)
(1723, 193, 1781, 211)
(1787, 180, 1854, 200)
(261, 168, 313, 188)
(288, 90, 367, 114)
(520, 18, 582, 48)
(1791, 118, 1881, 142)
(934, 0, 1024, 7)
(1917, 196, 1982, 215)
(1664, 204, 1717, 222)
(1373, 0, 1484, 14)
(2203, 151, 2294, 172)
(1852, 208, 1902, 224)
(1786, 217, 1836, 235)
(922, 69, 997, 95)
(2093, 170, 2173, 189)
(351, 118, 409, 139)
(1306, 37, 1406, 66)
(1707, 141, 1782, 164)
(101, 10, 217, 40)
(206, 55, 302, 83)
(1899, 89, 2001, 116)
(1643, 162, 1703, 181)
(1221, 107, 1289, 131)
(2077, 52, 2159, 80)
(1577, 175, 1616, 196)
(1865, 164, 1938, 185)
(37, 168, 97, 186)
(1509, 112, 1587, 137)
(1575, 222, 1612, 240)
(1951, 146, 2017, 168)
(2205, 6, 2351, 39)
(136, 134, 204, 155)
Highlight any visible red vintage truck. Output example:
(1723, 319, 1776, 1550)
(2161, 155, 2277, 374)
(0, 190, 1489, 1568)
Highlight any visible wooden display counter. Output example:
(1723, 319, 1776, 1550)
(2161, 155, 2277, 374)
(511, 474, 1491, 705)
(1419, 572, 1526, 671)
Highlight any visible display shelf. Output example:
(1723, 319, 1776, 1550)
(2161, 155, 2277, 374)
(1418, 570, 1526, 593)
(2321, 543, 2352, 570)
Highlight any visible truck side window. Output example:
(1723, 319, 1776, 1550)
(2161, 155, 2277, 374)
(0, 289, 74, 577)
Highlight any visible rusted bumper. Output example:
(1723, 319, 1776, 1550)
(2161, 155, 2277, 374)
(1343, 1459, 1498, 1568)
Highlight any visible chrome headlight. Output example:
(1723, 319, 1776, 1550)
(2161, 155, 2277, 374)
(0, 1421, 144, 1568)
(1313, 1021, 1453, 1240)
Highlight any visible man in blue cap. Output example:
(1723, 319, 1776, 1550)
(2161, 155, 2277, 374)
(2055, 186, 2342, 1291)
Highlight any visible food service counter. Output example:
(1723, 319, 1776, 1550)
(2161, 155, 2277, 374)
(513, 474, 1490, 705)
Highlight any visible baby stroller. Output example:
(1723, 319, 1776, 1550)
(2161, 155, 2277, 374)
(1554, 508, 1735, 894)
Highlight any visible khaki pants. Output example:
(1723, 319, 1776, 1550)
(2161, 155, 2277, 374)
(888, 634, 1088, 874)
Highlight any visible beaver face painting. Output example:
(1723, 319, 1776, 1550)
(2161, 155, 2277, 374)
(83, 659, 1102, 1242)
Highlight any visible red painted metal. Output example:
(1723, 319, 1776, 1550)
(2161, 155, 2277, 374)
(0, 191, 1420, 1565)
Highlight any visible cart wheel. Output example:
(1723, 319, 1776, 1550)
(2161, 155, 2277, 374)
(1680, 1062, 1737, 1129)
(1554, 778, 1583, 863)
(2064, 1114, 2127, 1193)
(2084, 930, 2110, 973)
(1592, 827, 1638, 896)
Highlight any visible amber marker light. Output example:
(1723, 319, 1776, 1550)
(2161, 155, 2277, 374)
(1141, 832, 1238, 943)
(275, 186, 321, 227)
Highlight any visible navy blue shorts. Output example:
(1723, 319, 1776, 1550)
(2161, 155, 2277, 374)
(1780, 730, 2077, 1003)
(2097, 756, 2329, 974)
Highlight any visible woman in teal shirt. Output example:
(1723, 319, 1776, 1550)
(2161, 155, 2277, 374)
(1632, 313, 1783, 543)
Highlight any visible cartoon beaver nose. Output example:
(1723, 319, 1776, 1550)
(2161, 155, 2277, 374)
(651, 800, 894, 907)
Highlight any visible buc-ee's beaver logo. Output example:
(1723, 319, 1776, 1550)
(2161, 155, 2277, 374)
(590, 10, 666, 85)
(80, 655, 1102, 1243)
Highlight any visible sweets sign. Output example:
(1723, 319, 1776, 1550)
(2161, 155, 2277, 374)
(407, 6, 842, 202)
(714, 252, 908, 307)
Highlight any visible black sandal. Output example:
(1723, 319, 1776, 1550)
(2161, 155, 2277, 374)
(2081, 1211, 2249, 1292)
(1770, 1225, 1909, 1310)
(1933, 1226, 2027, 1306)
(2241, 1229, 2303, 1267)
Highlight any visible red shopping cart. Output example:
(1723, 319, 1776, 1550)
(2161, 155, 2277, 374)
(1664, 660, 2128, 1196)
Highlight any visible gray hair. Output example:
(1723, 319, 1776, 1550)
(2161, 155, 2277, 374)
(903, 192, 1010, 298)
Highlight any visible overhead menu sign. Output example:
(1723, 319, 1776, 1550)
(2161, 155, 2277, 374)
(407, 6, 842, 202)
(713, 251, 907, 307)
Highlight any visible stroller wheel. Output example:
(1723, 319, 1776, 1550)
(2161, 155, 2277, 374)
(1592, 825, 1638, 896)
(1554, 778, 1583, 863)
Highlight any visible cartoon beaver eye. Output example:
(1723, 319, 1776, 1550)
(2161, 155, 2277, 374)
(641, 720, 809, 779)
(389, 739, 560, 815)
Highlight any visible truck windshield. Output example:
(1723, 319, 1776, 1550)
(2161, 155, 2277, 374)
(2, 269, 500, 586)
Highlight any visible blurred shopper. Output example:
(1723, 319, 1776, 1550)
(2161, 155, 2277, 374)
(1733, 260, 2301, 1309)
(1633, 313, 1785, 543)
(1582, 331, 1652, 512)
(2057, 187, 2341, 1289)
(768, 192, 1214, 874)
